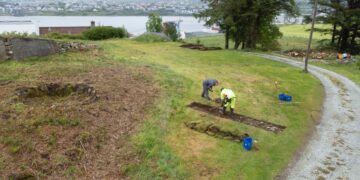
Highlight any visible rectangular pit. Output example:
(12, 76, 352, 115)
(187, 102, 286, 133)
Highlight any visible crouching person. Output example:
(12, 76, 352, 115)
(220, 88, 236, 115)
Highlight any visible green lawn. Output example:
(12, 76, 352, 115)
(0, 39, 324, 179)
(312, 61, 360, 85)
(186, 35, 233, 49)
(278, 24, 331, 51)
(186, 25, 360, 87)
(279, 25, 360, 85)
(279, 24, 331, 39)
(99, 40, 323, 179)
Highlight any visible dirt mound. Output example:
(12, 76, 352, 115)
(0, 66, 158, 179)
(185, 120, 249, 142)
(180, 43, 222, 51)
(285, 49, 336, 59)
(188, 102, 286, 133)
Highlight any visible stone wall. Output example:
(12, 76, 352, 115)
(0, 39, 5, 61)
(9, 38, 58, 60)
(0, 38, 95, 61)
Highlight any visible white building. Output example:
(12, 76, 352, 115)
(0, 20, 38, 35)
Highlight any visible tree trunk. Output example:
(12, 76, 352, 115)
(351, 25, 358, 46)
(225, 26, 230, 49)
(331, 23, 337, 45)
(233, 25, 242, 50)
(234, 41, 241, 50)
(340, 28, 350, 52)
(337, 34, 342, 49)
(246, 15, 260, 49)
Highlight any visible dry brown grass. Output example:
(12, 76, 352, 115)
(0, 65, 159, 179)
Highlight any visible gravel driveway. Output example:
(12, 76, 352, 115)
(255, 54, 360, 180)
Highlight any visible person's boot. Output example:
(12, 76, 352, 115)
(230, 108, 234, 116)
(222, 107, 227, 115)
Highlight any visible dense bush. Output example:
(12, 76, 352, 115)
(146, 13, 163, 33)
(163, 24, 179, 42)
(134, 33, 170, 43)
(82, 27, 128, 40)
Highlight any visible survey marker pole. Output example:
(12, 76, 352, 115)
(304, 0, 318, 73)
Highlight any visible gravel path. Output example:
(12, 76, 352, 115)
(255, 54, 360, 180)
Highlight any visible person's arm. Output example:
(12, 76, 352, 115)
(208, 84, 213, 92)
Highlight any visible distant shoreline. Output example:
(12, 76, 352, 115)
(1, 11, 195, 17)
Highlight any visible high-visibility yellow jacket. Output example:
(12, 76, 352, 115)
(220, 89, 236, 100)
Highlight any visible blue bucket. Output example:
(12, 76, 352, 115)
(278, 93, 292, 102)
(243, 137, 253, 151)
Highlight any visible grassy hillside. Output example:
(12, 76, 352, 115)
(100, 40, 323, 179)
(279, 25, 360, 85)
(186, 25, 360, 86)
(0, 39, 324, 179)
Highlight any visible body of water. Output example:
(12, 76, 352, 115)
(0, 15, 302, 36)
(0, 16, 212, 35)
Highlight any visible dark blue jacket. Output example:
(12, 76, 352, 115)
(203, 79, 218, 90)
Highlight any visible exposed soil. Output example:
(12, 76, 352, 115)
(187, 102, 286, 133)
(0, 66, 158, 179)
(285, 49, 336, 60)
(15, 83, 99, 102)
(185, 120, 249, 143)
(180, 43, 222, 51)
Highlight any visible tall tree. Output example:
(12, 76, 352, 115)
(317, 0, 360, 53)
(195, 0, 232, 49)
(196, 0, 298, 50)
(146, 13, 163, 33)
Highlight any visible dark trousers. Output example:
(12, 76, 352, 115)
(201, 82, 211, 100)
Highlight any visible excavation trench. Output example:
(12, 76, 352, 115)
(15, 83, 99, 102)
(187, 102, 286, 133)
(185, 120, 249, 143)
(180, 43, 222, 51)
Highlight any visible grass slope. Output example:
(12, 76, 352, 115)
(99, 40, 323, 179)
(0, 38, 324, 179)
(279, 25, 360, 86)
(186, 25, 360, 86)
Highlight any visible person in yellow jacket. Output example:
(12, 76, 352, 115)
(220, 88, 236, 115)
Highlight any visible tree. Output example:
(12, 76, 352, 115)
(195, 0, 298, 50)
(146, 13, 162, 32)
(195, 0, 232, 49)
(317, 0, 360, 54)
(163, 23, 179, 41)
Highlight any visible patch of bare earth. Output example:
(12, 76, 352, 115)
(0, 66, 158, 179)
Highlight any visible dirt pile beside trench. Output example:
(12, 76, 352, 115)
(180, 43, 222, 51)
(0, 66, 159, 179)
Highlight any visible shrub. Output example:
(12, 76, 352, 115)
(134, 33, 170, 43)
(146, 13, 163, 33)
(163, 24, 179, 42)
(196, 39, 201, 45)
(45, 32, 84, 40)
(82, 27, 128, 40)
(357, 59, 360, 70)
